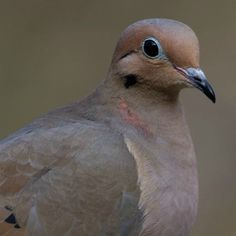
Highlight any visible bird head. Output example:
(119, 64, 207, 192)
(110, 19, 215, 103)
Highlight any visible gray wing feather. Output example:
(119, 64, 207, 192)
(0, 121, 141, 235)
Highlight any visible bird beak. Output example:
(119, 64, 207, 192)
(174, 66, 216, 103)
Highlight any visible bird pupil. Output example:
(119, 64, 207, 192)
(143, 39, 159, 57)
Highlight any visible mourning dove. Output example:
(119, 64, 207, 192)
(0, 18, 215, 236)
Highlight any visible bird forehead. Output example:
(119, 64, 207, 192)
(114, 19, 199, 67)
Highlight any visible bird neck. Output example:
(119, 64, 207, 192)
(96, 76, 198, 235)
(98, 75, 185, 140)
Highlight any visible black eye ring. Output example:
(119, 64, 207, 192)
(141, 37, 164, 59)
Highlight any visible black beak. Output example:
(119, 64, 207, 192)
(175, 66, 216, 103)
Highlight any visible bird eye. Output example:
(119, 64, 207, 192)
(142, 37, 162, 59)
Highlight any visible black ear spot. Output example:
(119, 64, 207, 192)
(4, 213, 21, 228)
(123, 74, 138, 88)
(5, 213, 16, 224)
(15, 224, 21, 228)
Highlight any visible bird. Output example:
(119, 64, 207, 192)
(0, 18, 215, 236)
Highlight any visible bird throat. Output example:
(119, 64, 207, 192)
(118, 98, 152, 136)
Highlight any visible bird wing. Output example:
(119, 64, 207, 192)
(0, 120, 141, 236)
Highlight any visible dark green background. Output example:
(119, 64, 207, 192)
(0, 1, 235, 235)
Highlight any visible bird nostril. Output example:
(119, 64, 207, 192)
(193, 76, 202, 82)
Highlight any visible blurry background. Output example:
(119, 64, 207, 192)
(0, 0, 235, 235)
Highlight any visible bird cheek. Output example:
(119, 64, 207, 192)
(169, 68, 193, 88)
(115, 55, 142, 76)
(154, 66, 185, 88)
